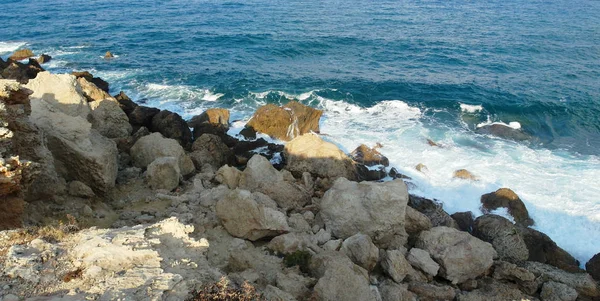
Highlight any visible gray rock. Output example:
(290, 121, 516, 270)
(407, 248, 439, 276)
(381, 249, 413, 283)
(540, 281, 578, 301)
(340, 233, 379, 271)
(68, 180, 95, 198)
(472, 214, 529, 262)
(523, 261, 598, 298)
(130, 132, 194, 176)
(146, 157, 180, 191)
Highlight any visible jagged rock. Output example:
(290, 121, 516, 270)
(355, 164, 387, 181)
(379, 280, 417, 301)
(405, 206, 433, 235)
(586, 253, 600, 281)
(130, 132, 194, 176)
(71, 71, 109, 93)
(340, 233, 379, 271)
(408, 195, 459, 229)
(451, 211, 475, 232)
(150, 110, 192, 147)
(476, 123, 530, 141)
(116, 126, 149, 153)
(472, 214, 529, 263)
(481, 188, 533, 226)
(516, 226, 581, 272)
(9, 49, 35, 61)
(188, 108, 230, 138)
(416, 226, 497, 284)
(68, 181, 95, 198)
(492, 261, 535, 283)
(244, 101, 322, 141)
(407, 248, 439, 276)
(114, 91, 137, 115)
(238, 154, 310, 210)
(309, 251, 377, 301)
(216, 189, 289, 241)
(214, 165, 242, 189)
(453, 169, 479, 181)
(457, 279, 538, 301)
(523, 261, 598, 298)
(77, 78, 132, 138)
(320, 178, 408, 246)
(36, 54, 52, 64)
(146, 157, 180, 191)
(189, 134, 233, 170)
(381, 249, 413, 283)
(128, 105, 160, 128)
(540, 281, 578, 301)
(408, 282, 456, 301)
(284, 133, 356, 180)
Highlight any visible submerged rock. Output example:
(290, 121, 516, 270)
(453, 169, 479, 181)
(476, 123, 530, 141)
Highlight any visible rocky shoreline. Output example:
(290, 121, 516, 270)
(1, 51, 599, 301)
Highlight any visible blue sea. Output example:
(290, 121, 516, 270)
(1, 0, 599, 264)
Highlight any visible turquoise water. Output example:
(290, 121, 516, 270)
(1, 0, 599, 264)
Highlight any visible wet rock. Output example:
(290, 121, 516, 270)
(9, 49, 35, 61)
(585, 252, 600, 281)
(0, 59, 44, 84)
(340, 233, 380, 271)
(407, 248, 439, 277)
(130, 132, 195, 176)
(146, 157, 180, 191)
(216, 189, 289, 241)
(453, 169, 479, 181)
(415, 163, 428, 173)
(472, 214, 529, 263)
(104, 51, 114, 58)
(188, 108, 230, 138)
(150, 110, 193, 147)
(350, 144, 389, 181)
(320, 178, 408, 245)
(481, 188, 533, 226)
(67, 181, 95, 198)
(284, 133, 357, 180)
(451, 211, 475, 232)
(476, 123, 530, 141)
(244, 101, 322, 141)
(516, 226, 581, 272)
(416, 226, 497, 284)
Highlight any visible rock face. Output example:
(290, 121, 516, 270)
(320, 178, 409, 244)
(1, 58, 45, 84)
(472, 214, 529, 263)
(130, 133, 195, 176)
(146, 157, 180, 191)
(150, 110, 193, 147)
(25, 72, 90, 118)
(481, 188, 533, 226)
(416, 226, 497, 284)
(284, 133, 356, 180)
(189, 134, 233, 169)
(516, 225, 580, 272)
(586, 253, 600, 281)
(244, 101, 322, 141)
(238, 154, 311, 210)
(215, 189, 289, 241)
(188, 108, 230, 138)
(340, 233, 379, 271)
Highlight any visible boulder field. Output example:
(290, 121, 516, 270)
(0, 63, 598, 301)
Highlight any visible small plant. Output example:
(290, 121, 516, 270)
(283, 250, 312, 274)
(186, 277, 265, 301)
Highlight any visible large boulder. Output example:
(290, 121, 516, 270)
(350, 144, 390, 181)
(150, 110, 193, 147)
(284, 133, 356, 180)
(188, 108, 230, 138)
(215, 189, 289, 241)
(416, 226, 497, 284)
(238, 154, 311, 210)
(1, 59, 44, 84)
(516, 226, 581, 272)
(523, 261, 599, 298)
(24, 72, 90, 118)
(586, 253, 600, 281)
(472, 214, 529, 263)
(146, 157, 180, 191)
(114, 91, 137, 116)
(481, 188, 533, 226)
(130, 133, 195, 176)
(129, 105, 160, 128)
(309, 251, 378, 301)
(340, 233, 379, 272)
(77, 78, 132, 138)
(540, 281, 578, 301)
(244, 101, 322, 141)
(320, 178, 409, 245)
(189, 134, 233, 170)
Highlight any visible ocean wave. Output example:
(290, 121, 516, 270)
(459, 103, 483, 113)
(476, 120, 522, 130)
(0, 41, 27, 55)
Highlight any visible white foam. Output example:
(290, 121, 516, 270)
(460, 103, 484, 113)
(476, 120, 522, 130)
(0, 41, 27, 55)
(250, 89, 318, 102)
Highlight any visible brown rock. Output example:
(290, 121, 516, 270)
(516, 226, 581, 273)
(453, 169, 479, 181)
(188, 108, 230, 139)
(114, 91, 137, 116)
(1, 60, 44, 84)
(415, 163, 427, 172)
(481, 188, 533, 226)
(189, 134, 234, 169)
(0, 195, 24, 230)
(71, 71, 109, 92)
(129, 105, 160, 128)
(9, 49, 35, 61)
(150, 110, 193, 147)
(105, 51, 114, 58)
(349, 144, 390, 167)
(585, 253, 600, 281)
(36, 54, 52, 64)
(245, 101, 322, 141)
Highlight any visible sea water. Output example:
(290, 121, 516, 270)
(1, 0, 599, 264)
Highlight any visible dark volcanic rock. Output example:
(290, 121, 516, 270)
(516, 225, 582, 273)
(150, 110, 193, 148)
(585, 253, 600, 281)
(481, 188, 533, 226)
(451, 211, 474, 232)
(476, 123, 530, 141)
(244, 101, 322, 141)
(114, 91, 138, 116)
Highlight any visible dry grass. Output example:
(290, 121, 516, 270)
(186, 277, 265, 301)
